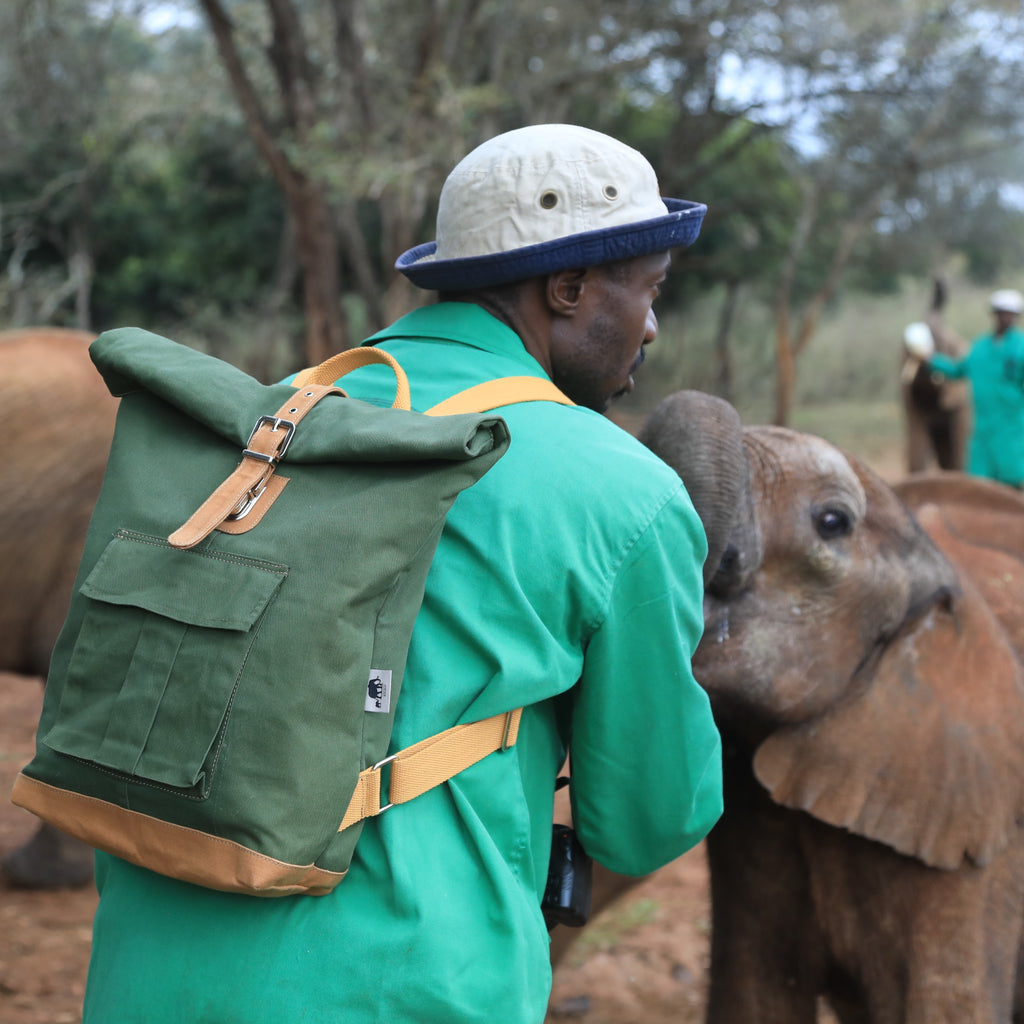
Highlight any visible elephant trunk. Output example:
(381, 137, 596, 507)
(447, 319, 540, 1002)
(638, 390, 758, 587)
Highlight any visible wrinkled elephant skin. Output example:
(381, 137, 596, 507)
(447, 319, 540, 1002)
(686, 424, 1024, 1023)
(1, 328, 116, 888)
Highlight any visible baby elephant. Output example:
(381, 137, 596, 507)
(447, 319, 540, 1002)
(640, 395, 1024, 1024)
(0, 328, 114, 887)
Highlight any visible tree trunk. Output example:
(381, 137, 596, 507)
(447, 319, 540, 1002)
(38, 221, 93, 329)
(713, 280, 741, 403)
(768, 67, 959, 426)
(199, 0, 348, 365)
(248, 216, 301, 382)
(770, 176, 817, 425)
(73, 249, 93, 330)
(773, 318, 797, 427)
(292, 180, 346, 366)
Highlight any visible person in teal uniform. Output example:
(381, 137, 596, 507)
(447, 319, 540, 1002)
(82, 124, 723, 1024)
(925, 288, 1024, 487)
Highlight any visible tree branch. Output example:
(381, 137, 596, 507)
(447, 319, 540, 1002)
(197, 0, 301, 197)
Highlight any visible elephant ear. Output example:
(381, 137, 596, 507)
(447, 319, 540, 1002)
(754, 505, 1024, 870)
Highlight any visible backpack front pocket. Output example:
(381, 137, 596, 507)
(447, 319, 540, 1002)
(44, 530, 287, 795)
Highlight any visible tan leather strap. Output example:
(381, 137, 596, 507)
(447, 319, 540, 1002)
(425, 376, 573, 416)
(292, 347, 411, 409)
(339, 708, 522, 832)
(168, 383, 342, 549)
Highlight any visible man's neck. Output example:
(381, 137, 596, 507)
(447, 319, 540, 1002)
(441, 285, 553, 375)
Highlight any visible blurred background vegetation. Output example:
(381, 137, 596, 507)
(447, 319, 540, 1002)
(3, 0, 1024, 461)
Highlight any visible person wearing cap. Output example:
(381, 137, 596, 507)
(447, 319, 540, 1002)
(82, 124, 723, 1024)
(925, 288, 1024, 487)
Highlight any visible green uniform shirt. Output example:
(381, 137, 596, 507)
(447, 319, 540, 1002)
(930, 325, 1024, 486)
(83, 303, 722, 1024)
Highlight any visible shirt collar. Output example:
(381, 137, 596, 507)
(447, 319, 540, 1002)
(362, 302, 543, 371)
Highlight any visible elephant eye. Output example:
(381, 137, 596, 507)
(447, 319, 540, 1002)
(813, 506, 853, 540)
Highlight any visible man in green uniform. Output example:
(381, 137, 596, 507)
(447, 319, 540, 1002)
(82, 124, 723, 1023)
(925, 288, 1024, 487)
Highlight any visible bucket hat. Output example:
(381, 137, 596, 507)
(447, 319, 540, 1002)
(396, 124, 707, 291)
(990, 289, 1024, 314)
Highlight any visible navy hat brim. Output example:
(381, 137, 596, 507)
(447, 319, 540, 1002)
(396, 198, 707, 291)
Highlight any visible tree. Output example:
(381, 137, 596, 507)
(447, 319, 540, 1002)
(743, 1, 1024, 424)
(0, 0, 130, 327)
(0, 0, 277, 336)
(7, 0, 1024, 405)
(610, 1, 1024, 423)
(193, 0, 820, 365)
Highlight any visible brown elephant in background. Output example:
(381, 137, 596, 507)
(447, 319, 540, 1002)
(902, 277, 969, 473)
(634, 390, 1024, 1023)
(0, 327, 116, 887)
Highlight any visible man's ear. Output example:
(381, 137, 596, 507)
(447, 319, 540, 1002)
(546, 268, 588, 316)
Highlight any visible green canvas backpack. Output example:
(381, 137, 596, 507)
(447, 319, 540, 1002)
(11, 327, 570, 896)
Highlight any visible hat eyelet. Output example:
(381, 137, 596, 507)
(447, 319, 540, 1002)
(539, 190, 559, 210)
(602, 184, 619, 201)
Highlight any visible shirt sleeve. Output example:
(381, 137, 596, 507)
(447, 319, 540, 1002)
(928, 352, 968, 379)
(568, 485, 723, 876)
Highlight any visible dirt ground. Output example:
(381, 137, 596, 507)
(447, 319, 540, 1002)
(1, 676, 94, 1024)
(0, 671, 717, 1024)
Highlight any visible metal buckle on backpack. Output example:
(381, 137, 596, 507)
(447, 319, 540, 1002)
(227, 478, 269, 521)
(370, 753, 399, 815)
(243, 415, 296, 464)
(500, 709, 517, 751)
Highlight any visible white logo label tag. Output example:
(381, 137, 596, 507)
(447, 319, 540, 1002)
(365, 669, 392, 713)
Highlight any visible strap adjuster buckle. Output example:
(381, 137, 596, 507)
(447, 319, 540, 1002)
(243, 415, 296, 463)
(500, 710, 517, 752)
(226, 478, 269, 521)
(369, 753, 399, 815)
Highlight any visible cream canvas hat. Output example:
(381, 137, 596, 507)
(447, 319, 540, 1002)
(396, 124, 707, 291)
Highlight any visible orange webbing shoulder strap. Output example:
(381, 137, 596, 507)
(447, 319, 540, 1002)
(334, 365, 574, 834)
(291, 350, 575, 416)
(425, 375, 573, 416)
(339, 709, 523, 831)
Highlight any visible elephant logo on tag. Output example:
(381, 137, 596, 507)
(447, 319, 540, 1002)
(365, 670, 392, 713)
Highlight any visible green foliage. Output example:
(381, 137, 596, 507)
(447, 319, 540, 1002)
(4, 0, 1024, 405)
(674, 123, 803, 300)
(954, 194, 1024, 285)
(0, 1, 293, 345)
(90, 122, 286, 327)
